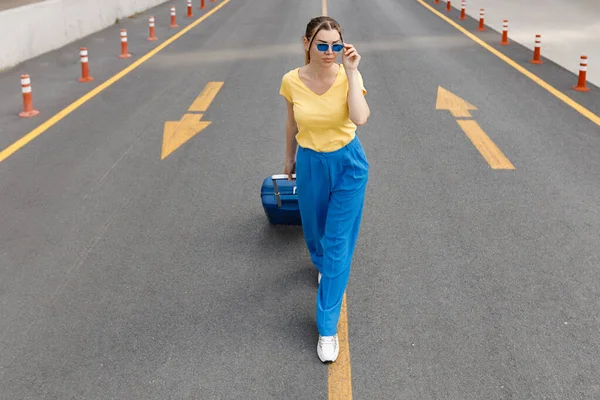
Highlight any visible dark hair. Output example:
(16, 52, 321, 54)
(304, 16, 343, 65)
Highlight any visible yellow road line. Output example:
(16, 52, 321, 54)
(188, 81, 224, 112)
(457, 119, 515, 169)
(0, 0, 231, 164)
(328, 294, 353, 399)
(416, 0, 600, 128)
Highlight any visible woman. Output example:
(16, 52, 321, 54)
(279, 16, 371, 363)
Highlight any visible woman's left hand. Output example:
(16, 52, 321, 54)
(342, 43, 361, 70)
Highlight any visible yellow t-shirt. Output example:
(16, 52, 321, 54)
(279, 64, 367, 153)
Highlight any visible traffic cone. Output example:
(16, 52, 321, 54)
(530, 35, 543, 65)
(19, 74, 40, 118)
(500, 20, 509, 45)
(78, 48, 94, 82)
(170, 6, 179, 28)
(573, 56, 590, 92)
(119, 29, 132, 58)
(148, 16, 158, 41)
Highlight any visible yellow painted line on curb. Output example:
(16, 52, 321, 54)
(328, 294, 352, 399)
(416, 0, 600, 129)
(0, 0, 231, 163)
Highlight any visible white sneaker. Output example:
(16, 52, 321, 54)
(317, 334, 339, 362)
(318, 272, 322, 284)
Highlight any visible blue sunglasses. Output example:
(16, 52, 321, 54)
(316, 43, 344, 52)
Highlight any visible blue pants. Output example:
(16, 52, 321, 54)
(296, 135, 369, 336)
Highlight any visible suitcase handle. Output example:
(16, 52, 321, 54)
(271, 173, 296, 180)
(271, 174, 297, 208)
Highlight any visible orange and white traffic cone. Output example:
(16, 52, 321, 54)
(78, 48, 94, 82)
(573, 56, 590, 92)
(187, 0, 193, 18)
(459, 0, 466, 20)
(477, 9, 485, 31)
(19, 74, 40, 118)
(119, 29, 132, 58)
(446, 0, 451, 12)
(500, 20, 509, 45)
(170, 6, 179, 28)
(200, 0, 205, 9)
(148, 16, 158, 41)
(530, 35, 543, 65)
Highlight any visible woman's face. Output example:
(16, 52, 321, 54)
(305, 29, 343, 67)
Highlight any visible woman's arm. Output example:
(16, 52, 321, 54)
(284, 99, 298, 177)
(343, 43, 370, 126)
(346, 68, 370, 126)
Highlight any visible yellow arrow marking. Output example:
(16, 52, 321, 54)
(188, 81, 224, 112)
(161, 81, 223, 160)
(436, 86, 477, 117)
(436, 86, 515, 170)
(457, 120, 515, 170)
(161, 114, 211, 160)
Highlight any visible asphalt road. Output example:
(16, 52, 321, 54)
(1, 0, 600, 398)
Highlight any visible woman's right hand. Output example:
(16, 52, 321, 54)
(284, 159, 296, 180)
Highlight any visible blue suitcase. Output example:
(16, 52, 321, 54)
(261, 174, 302, 225)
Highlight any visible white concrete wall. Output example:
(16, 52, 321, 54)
(0, 0, 170, 70)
